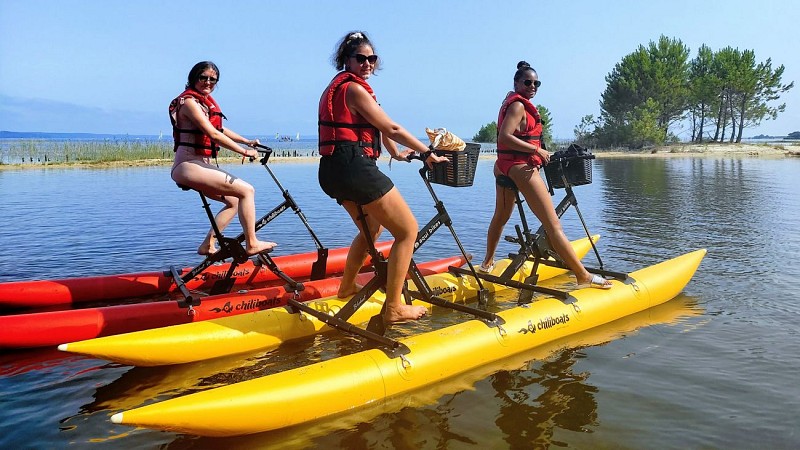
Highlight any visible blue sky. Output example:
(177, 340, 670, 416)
(1, 0, 797, 140)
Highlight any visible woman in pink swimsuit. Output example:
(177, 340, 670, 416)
(170, 61, 276, 257)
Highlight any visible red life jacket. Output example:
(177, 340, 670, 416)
(496, 92, 544, 167)
(318, 72, 381, 158)
(169, 88, 226, 157)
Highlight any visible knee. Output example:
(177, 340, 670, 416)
(237, 182, 255, 199)
(394, 219, 418, 242)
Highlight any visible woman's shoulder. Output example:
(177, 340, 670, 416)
(343, 80, 374, 100)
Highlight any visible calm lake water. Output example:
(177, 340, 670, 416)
(1, 155, 799, 449)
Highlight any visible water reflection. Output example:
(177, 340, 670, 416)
(492, 348, 598, 448)
(0, 347, 72, 377)
(597, 157, 799, 275)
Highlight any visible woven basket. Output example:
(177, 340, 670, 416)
(427, 143, 481, 187)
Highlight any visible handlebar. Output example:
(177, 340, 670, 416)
(548, 153, 595, 166)
(405, 147, 434, 163)
(255, 143, 273, 154)
(240, 143, 273, 163)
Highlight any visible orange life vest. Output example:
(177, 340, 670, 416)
(169, 89, 225, 157)
(318, 72, 381, 158)
(496, 92, 544, 167)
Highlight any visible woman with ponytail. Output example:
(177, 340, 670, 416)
(317, 31, 447, 324)
(480, 61, 611, 290)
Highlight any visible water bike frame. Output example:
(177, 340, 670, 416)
(450, 146, 628, 305)
(281, 149, 504, 359)
(170, 145, 326, 308)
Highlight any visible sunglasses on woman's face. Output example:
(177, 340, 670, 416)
(198, 75, 218, 84)
(352, 54, 378, 64)
(523, 79, 541, 88)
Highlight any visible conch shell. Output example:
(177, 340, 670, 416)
(425, 127, 466, 151)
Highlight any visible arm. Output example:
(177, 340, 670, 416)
(497, 102, 549, 162)
(345, 83, 430, 154)
(223, 128, 260, 148)
(181, 99, 258, 157)
(382, 135, 414, 161)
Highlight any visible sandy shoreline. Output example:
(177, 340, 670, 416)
(594, 142, 800, 159)
(2, 142, 798, 170)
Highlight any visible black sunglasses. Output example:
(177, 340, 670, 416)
(198, 75, 218, 84)
(352, 54, 378, 64)
(523, 79, 541, 88)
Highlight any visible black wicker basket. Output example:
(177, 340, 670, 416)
(427, 143, 481, 187)
(543, 146, 594, 190)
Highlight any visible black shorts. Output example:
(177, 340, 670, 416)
(318, 143, 394, 205)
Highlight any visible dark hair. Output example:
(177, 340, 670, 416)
(186, 61, 220, 89)
(331, 31, 381, 72)
(513, 60, 536, 83)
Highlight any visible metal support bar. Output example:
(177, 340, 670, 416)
(170, 266, 199, 308)
(406, 264, 502, 324)
(448, 266, 570, 300)
(286, 298, 410, 358)
(255, 144, 328, 277)
(405, 289, 504, 323)
(332, 272, 385, 322)
(256, 253, 304, 293)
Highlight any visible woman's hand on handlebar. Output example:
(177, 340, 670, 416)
(426, 152, 449, 166)
(241, 139, 261, 163)
(537, 148, 550, 165)
(241, 147, 257, 163)
(392, 149, 415, 162)
(405, 150, 449, 168)
(244, 142, 273, 165)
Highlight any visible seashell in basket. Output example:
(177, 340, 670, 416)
(425, 127, 466, 151)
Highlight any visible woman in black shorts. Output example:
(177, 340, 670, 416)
(318, 31, 446, 324)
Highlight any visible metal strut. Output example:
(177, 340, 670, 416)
(169, 147, 321, 307)
(285, 154, 504, 357)
(256, 144, 328, 279)
(468, 152, 630, 305)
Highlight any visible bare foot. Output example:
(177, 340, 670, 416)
(197, 244, 217, 256)
(246, 241, 277, 256)
(383, 304, 427, 324)
(337, 283, 364, 298)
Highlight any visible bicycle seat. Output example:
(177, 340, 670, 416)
(495, 174, 518, 191)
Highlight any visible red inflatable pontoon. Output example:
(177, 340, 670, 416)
(0, 242, 393, 310)
(0, 255, 466, 349)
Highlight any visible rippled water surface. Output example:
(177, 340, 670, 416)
(1, 155, 798, 449)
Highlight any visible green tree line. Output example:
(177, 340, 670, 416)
(475, 36, 793, 149)
(580, 36, 793, 148)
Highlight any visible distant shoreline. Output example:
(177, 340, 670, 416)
(1, 142, 798, 171)
(593, 142, 799, 158)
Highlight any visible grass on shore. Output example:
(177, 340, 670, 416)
(0, 139, 320, 168)
(1, 140, 174, 165)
